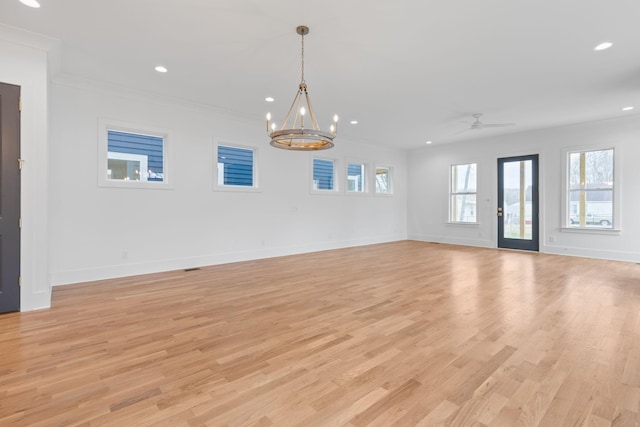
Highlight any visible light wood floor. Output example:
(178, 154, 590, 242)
(1, 241, 639, 426)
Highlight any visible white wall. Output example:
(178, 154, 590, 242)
(408, 115, 640, 262)
(0, 27, 52, 310)
(49, 78, 408, 285)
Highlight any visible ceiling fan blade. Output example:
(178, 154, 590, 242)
(482, 123, 516, 128)
(454, 128, 471, 135)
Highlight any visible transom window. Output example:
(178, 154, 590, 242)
(568, 148, 613, 228)
(217, 145, 255, 187)
(347, 162, 366, 193)
(375, 166, 392, 194)
(99, 121, 170, 189)
(108, 130, 165, 182)
(450, 163, 477, 223)
(313, 158, 336, 191)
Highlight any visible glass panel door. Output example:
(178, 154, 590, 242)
(497, 155, 539, 251)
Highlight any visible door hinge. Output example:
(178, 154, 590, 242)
(19, 218, 22, 228)
(18, 276, 22, 287)
(18, 159, 25, 170)
(19, 97, 22, 112)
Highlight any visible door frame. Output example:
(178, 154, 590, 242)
(497, 154, 539, 251)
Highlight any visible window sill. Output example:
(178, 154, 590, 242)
(560, 227, 621, 236)
(446, 221, 480, 226)
(99, 180, 173, 190)
(311, 189, 340, 195)
(345, 191, 371, 197)
(214, 185, 261, 193)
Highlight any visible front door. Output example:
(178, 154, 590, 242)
(497, 154, 539, 251)
(0, 82, 21, 313)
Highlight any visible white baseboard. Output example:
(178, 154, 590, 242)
(541, 244, 640, 263)
(408, 233, 495, 249)
(20, 290, 52, 312)
(50, 234, 407, 287)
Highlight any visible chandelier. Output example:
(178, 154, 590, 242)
(266, 26, 338, 151)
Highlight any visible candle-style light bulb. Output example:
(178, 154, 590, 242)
(300, 107, 306, 116)
(266, 112, 271, 132)
(333, 114, 339, 133)
(330, 124, 335, 133)
(271, 123, 276, 132)
(333, 114, 339, 123)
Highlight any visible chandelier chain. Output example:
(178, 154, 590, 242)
(301, 31, 305, 84)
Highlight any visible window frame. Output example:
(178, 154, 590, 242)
(98, 119, 172, 189)
(345, 159, 368, 195)
(213, 140, 260, 192)
(561, 144, 621, 233)
(449, 162, 478, 224)
(311, 156, 339, 194)
(374, 165, 394, 196)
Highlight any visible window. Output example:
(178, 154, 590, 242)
(217, 145, 256, 188)
(108, 130, 164, 182)
(347, 162, 366, 193)
(567, 148, 614, 228)
(450, 163, 477, 223)
(313, 158, 336, 191)
(99, 120, 170, 188)
(375, 166, 392, 194)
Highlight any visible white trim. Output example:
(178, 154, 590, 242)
(409, 233, 494, 249)
(50, 234, 408, 286)
(560, 227, 621, 236)
(98, 118, 172, 189)
(213, 139, 260, 193)
(0, 34, 52, 311)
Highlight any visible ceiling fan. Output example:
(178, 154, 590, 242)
(456, 113, 516, 133)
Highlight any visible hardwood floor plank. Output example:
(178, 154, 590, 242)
(1, 241, 639, 426)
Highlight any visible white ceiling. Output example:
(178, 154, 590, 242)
(2, 0, 640, 149)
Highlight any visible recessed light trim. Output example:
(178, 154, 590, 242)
(594, 42, 613, 51)
(19, 0, 40, 8)
(622, 106, 634, 111)
(265, 97, 275, 102)
(350, 120, 358, 125)
(154, 66, 168, 73)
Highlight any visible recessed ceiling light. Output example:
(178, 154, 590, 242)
(154, 66, 168, 73)
(350, 120, 358, 125)
(594, 42, 613, 51)
(425, 141, 433, 145)
(265, 97, 275, 102)
(622, 106, 634, 111)
(19, 0, 40, 8)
